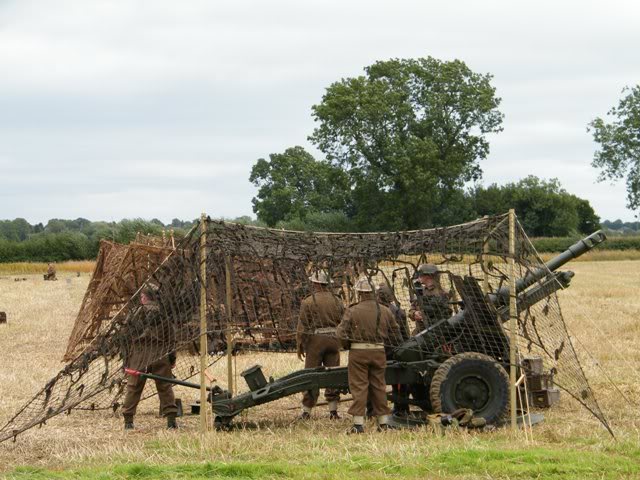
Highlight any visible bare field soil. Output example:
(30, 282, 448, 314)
(0, 263, 639, 478)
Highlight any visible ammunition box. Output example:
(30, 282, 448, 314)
(532, 388, 560, 408)
(527, 373, 552, 391)
(522, 357, 544, 375)
(241, 364, 267, 391)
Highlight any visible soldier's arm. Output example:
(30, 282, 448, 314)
(296, 302, 309, 357)
(336, 309, 352, 350)
(409, 297, 423, 322)
(397, 307, 410, 340)
(387, 309, 403, 346)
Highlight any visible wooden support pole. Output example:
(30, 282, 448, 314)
(483, 238, 490, 294)
(199, 213, 209, 434)
(225, 255, 234, 396)
(508, 209, 518, 431)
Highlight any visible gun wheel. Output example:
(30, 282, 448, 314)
(429, 352, 509, 424)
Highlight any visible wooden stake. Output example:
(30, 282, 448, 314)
(483, 237, 490, 294)
(225, 255, 234, 396)
(199, 213, 209, 434)
(508, 209, 518, 431)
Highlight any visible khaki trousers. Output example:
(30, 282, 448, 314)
(347, 349, 390, 417)
(122, 355, 177, 418)
(302, 335, 341, 408)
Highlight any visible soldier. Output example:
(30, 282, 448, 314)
(409, 264, 452, 334)
(376, 283, 410, 416)
(337, 276, 401, 433)
(296, 270, 344, 420)
(44, 263, 57, 281)
(121, 284, 178, 430)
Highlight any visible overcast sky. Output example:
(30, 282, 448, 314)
(1, 0, 638, 224)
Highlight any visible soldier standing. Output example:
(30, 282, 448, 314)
(296, 270, 344, 420)
(409, 264, 452, 334)
(377, 283, 410, 416)
(122, 284, 178, 430)
(337, 276, 401, 433)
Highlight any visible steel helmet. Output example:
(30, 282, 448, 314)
(308, 270, 330, 285)
(417, 263, 438, 276)
(354, 276, 374, 292)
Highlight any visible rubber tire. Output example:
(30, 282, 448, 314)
(429, 352, 509, 424)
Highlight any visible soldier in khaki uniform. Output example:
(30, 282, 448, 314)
(44, 263, 57, 281)
(337, 276, 401, 433)
(296, 270, 344, 420)
(409, 264, 452, 334)
(122, 285, 178, 430)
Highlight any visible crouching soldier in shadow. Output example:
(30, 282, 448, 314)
(122, 284, 178, 430)
(44, 263, 57, 281)
(376, 283, 410, 417)
(337, 276, 401, 433)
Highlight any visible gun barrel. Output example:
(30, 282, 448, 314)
(542, 230, 607, 272)
(492, 230, 606, 302)
(392, 231, 606, 363)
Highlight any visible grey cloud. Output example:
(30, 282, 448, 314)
(1, 0, 639, 223)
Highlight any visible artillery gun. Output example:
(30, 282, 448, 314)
(129, 230, 606, 428)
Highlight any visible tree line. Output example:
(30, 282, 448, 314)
(0, 217, 258, 262)
(250, 57, 602, 236)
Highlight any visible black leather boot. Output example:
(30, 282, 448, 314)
(167, 414, 178, 429)
(347, 424, 364, 434)
(124, 416, 134, 430)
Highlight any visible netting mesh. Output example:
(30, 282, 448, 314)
(63, 238, 174, 361)
(0, 213, 610, 442)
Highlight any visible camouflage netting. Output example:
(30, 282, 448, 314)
(63, 237, 174, 361)
(0, 213, 610, 442)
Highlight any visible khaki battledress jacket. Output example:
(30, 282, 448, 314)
(337, 299, 401, 347)
(296, 290, 344, 348)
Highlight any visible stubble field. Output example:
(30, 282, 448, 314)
(0, 260, 639, 479)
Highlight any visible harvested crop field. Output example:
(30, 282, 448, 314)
(0, 262, 639, 479)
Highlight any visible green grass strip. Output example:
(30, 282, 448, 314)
(6, 444, 640, 480)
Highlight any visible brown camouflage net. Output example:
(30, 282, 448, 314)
(63, 238, 174, 361)
(0, 213, 610, 442)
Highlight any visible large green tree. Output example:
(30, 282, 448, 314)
(471, 176, 600, 236)
(249, 146, 350, 227)
(309, 57, 503, 230)
(589, 85, 640, 212)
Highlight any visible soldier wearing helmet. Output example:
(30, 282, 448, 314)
(337, 275, 401, 433)
(410, 264, 452, 333)
(296, 269, 344, 420)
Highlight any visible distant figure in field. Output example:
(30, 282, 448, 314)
(44, 263, 57, 281)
